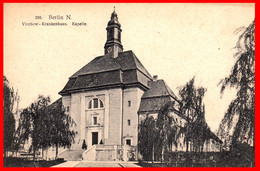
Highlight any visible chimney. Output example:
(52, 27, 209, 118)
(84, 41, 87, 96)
(153, 75, 158, 81)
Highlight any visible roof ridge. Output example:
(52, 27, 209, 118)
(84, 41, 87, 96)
(141, 95, 172, 99)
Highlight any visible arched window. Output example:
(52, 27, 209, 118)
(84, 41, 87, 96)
(88, 98, 104, 109)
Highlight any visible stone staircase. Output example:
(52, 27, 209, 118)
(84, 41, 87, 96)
(59, 143, 137, 161)
(58, 149, 83, 161)
(58, 140, 84, 161)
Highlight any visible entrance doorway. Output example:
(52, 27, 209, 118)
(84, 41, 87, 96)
(92, 132, 98, 145)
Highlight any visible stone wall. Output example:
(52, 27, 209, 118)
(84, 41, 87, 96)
(122, 87, 144, 146)
(63, 88, 124, 149)
(82, 145, 137, 161)
(107, 88, 123, 145)
(70, 93, 82, 148)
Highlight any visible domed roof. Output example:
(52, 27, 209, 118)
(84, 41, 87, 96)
(107, 10, 121, 27)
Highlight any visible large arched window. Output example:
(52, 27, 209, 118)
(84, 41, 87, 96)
(88, 98, 104, 109)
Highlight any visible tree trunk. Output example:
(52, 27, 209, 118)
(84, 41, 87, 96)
(161, 146, 164, 164)
(186, 109, 190, 152)
(152, 144, 154, 163)
(33, 149, 36, 161)
(45, 148, 48, 160)
(42, 148, 44, 159)
(56, 144, 59, 159)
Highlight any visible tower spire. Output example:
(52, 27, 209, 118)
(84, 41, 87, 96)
(104, 8, 123, 58)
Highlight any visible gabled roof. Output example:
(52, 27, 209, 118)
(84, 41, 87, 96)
(138, 96, 172, 113)
(47, 98, 62, 111)
(164, 81, 179, 101)
(141, 80, 178, 100)
(138, 79, 180, 114)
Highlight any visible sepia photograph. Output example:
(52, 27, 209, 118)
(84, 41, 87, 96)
(3, 3, 255, 167)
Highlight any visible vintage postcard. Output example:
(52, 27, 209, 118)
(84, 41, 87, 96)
(3, 3, 255, 167)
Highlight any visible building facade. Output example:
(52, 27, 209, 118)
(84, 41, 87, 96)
(59, 11, 152, 149)
(58, 10, 222, 161)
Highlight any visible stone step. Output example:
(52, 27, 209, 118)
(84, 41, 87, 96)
(59, 150, 83, 161)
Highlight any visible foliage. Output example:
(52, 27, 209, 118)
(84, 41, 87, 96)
(138, 150, 254, 167)
(16, 95, 51, 158)
(139, 77, 213, 161)
(3, 76, 19, 156)
(4, 157, 65, 167)
(138, 115, 157, 161)
(156, 101, 179, 161)
(17, 96, 76, 159)
(47, 100, 76, 158)
(218, 20, 255, 146)
(16, 108, 31, 149)
(178, 77, 211, 152)
(138, 101, 181, 161)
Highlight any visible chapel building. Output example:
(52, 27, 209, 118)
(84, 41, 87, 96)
(58, 10, 222, 161)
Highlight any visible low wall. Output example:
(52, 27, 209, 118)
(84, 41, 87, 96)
(96, 145, 122, 161)
(82, 145, 137, 161)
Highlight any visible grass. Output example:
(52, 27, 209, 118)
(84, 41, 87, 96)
(137, 161, 254, 167)
(4, 157, 65, 167)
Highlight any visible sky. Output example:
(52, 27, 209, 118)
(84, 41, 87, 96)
(4, 3, 255, 132)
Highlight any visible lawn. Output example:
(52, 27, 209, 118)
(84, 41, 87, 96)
(4, 157, 65, 167)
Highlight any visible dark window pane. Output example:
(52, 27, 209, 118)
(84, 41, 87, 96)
(93, 98, 98, 108)
(128, 101, 131, 107)
(93, 117, 97, 125)
(88, 100, 92, 109)
(100, 100, 104, 108)
(128, 120, 131, 126)
(126, 139, 131, 146)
